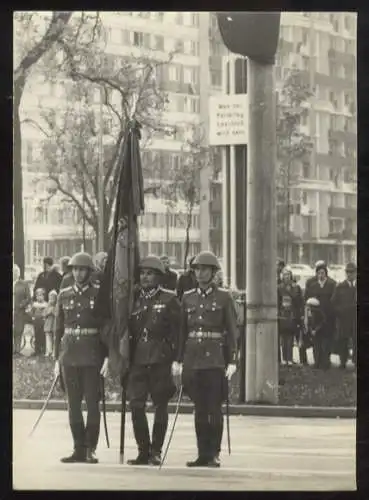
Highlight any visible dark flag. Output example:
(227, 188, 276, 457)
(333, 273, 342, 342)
(96, 119, 144, 380)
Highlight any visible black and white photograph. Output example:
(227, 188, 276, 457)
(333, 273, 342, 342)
(13, 11, 357, 491)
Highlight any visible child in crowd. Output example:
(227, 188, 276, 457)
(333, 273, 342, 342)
(304, 297, 327, 368)
(44, 290, 58, 357)
(31, 288, 48, 356)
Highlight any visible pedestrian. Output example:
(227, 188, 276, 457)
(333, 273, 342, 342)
(44, 290, 58, 357)
(126, 256, 180, 466)
(13, 264, 31, 356)
(305, 298, 327, 368)
(60, 256, 74, 290)
(172, 251, 238, 468)
(31, 288, 48, 356)
(277, 267, 304, 366)
(276, 258, 285, 363)
(331, 262, 357, 369)
(53, 252, 109, 464)
(160, 255, 178, 291)
(305, 260, 326, 296)
(304, 262, 336, 369)
(33, 257, 62, 301)
(176, 256, 197, 300)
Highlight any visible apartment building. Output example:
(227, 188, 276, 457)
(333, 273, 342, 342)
(209, 11, 357, 266)
(21, 11, 223, 267)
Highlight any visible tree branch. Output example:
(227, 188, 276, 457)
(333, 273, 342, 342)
(14, 11, 72, 82)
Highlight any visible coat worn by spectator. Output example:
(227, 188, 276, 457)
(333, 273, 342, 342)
(13, 265, 31, 355)
(33, 258, 62, 301)
(278, 279, 304, 365)
(176, 270, 197, 301)
(31, 290, 48, 356)
(331, 266, 357, 368)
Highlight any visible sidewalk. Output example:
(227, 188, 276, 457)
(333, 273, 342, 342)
(12, 399, 356, 419)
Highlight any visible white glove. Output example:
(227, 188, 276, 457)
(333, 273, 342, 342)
(225, 363, 237, 380)
(54, 360, 60, 378)
(100, 357, 109, 378)
(171, 361, 183, 377)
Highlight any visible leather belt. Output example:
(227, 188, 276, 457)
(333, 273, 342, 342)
(189, 331, 223, 340)
(65, 328, 98, 336)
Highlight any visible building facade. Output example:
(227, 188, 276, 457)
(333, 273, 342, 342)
(208, 11, 357, 266)
(20, 12, 356, 268)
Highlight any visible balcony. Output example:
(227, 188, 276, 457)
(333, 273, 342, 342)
(328, 129, 356, 145)
(328, 48, 355, 66)
(315, 72, 354, 92)
(316, 153, 355, 169)
(328, 206, 356, 219)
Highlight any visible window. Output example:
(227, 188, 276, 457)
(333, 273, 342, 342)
(133, 31, 143, 47)
(301, 28, 308, 45)
(153, 34, 164, 51)
(345, 194, 356, 208)
(191, 13, 199, 26)
(301, 191, 308, 205)
(190, 40, 199, 56)
(302, 162, 310, 179)
(176, 39, 185, 53)
(121, 29, 131, 45)
(169, 64, 181, 81)
(210, 70, 222, 87)
(175, 12, 183, 25)
(143, 33, 151, 49)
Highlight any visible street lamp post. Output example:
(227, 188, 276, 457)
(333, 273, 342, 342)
(98, 86, 105, 252)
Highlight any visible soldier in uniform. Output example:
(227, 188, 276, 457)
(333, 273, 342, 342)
(127, 256, 180, 466)
(54, 252, 109, 464)
(172, 251, 238, 468)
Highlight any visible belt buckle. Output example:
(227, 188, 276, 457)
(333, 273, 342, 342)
(142, 328, 149, 342)
(76, 326, 81, 339)
(197, 331, 203, 342)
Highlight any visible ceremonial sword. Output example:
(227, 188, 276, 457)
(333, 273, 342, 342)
(159, 384, 183, 470)
(28, 374, 59, 438)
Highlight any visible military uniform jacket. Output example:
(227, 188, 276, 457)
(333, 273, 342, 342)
(129, 287, 180, 366)
(54, 281, 107, 367)
(178, 284, 238, 370)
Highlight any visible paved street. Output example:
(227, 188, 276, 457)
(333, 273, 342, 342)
(13, 409, 356, 491)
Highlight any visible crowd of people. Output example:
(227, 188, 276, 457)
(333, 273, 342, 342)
(13, 253, 357, 371)
(277, 258, 357, 370)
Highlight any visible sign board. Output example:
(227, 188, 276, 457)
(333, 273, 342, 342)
(208, 94, 248, 146)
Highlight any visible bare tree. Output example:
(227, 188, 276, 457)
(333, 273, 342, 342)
(28, 37, 175, 250)
(162, 124, 215, 268)
(276, 67, 313, 262)
(14, 11, 101, 276)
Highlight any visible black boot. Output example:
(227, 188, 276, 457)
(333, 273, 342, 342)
(150, 406, 169, 466)
(186, 414, 210, 467)
(86, 448, 98, 464)
(127, 408, 151, 466)
(61, 422, 86, 463)
(85, 423, 100, 458)
(60, 449, 87, 463)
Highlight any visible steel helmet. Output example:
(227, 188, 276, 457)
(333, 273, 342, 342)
(193, 251, 221, 270)
(69, 252, 95, 270)
(306, 297, 320, 307)
(139, 256, 165, 274)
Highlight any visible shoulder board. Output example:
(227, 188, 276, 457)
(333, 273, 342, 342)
(217, 287, 229, 293)
(92, 282, 100, 289)
(59, 286, 73, 295)
(160, 287, 176, 296)
(184, 288, 196, 295)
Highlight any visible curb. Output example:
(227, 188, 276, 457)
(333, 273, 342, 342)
(12, 400, 356, 419)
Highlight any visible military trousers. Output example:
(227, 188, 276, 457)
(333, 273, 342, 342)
(62, 365, 101, 452)
(128, 363, 176, 456)
(184, 368, 226, 460)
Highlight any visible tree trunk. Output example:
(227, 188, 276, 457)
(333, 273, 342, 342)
(183, 207, 193, 270)
(13, 78, 26, 278)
